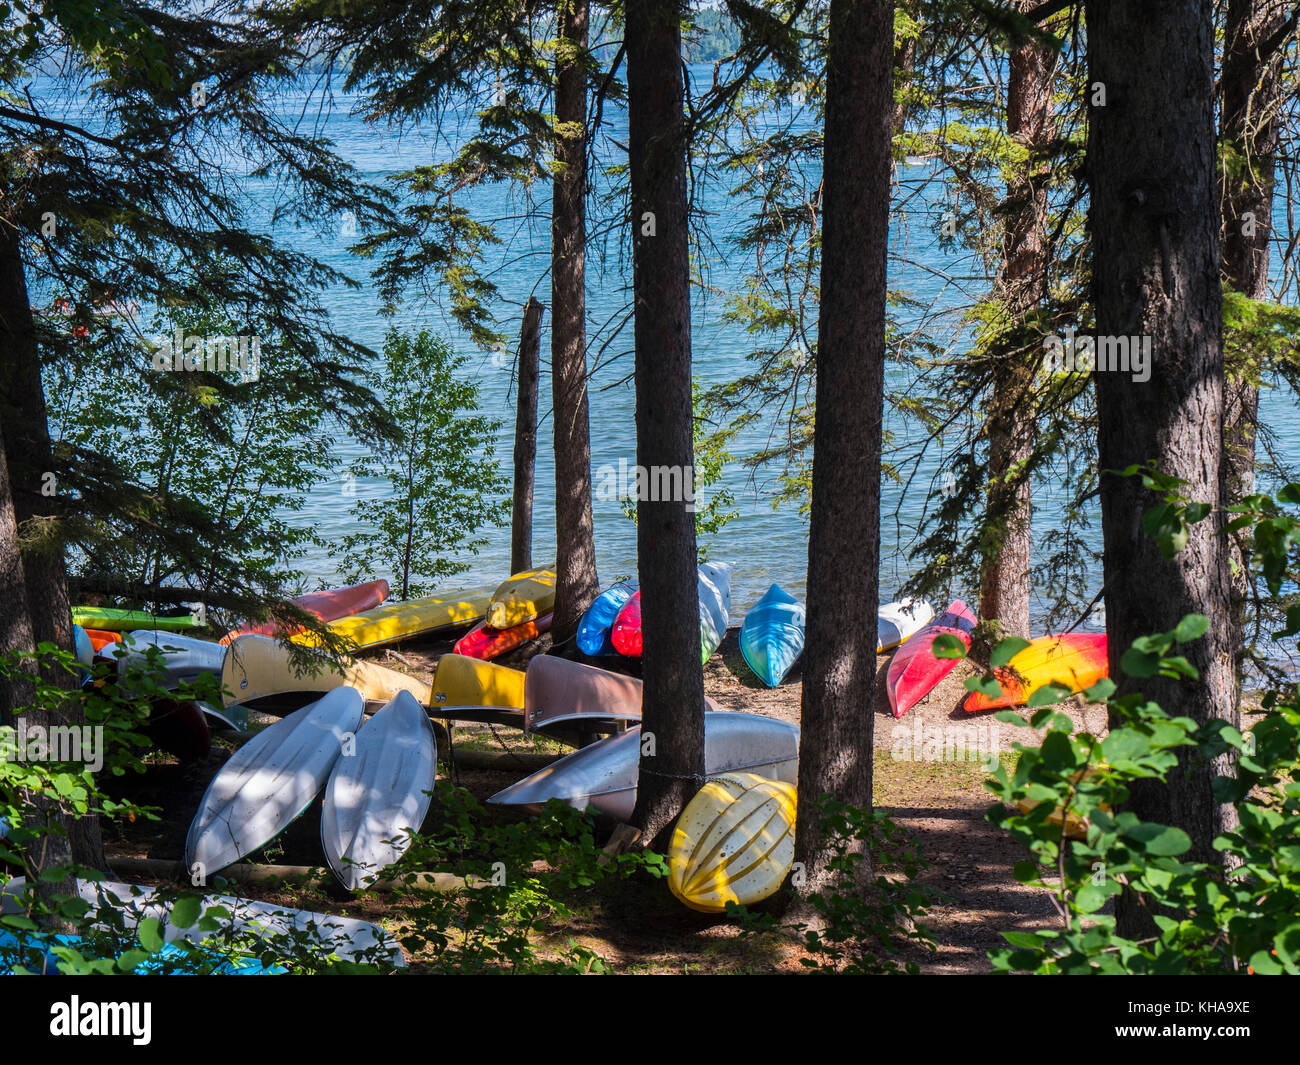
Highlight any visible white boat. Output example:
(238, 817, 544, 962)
(0, 877, 405, 968)
(321, 691, 437, 892)
(185, 687, 364, 877)
(113, 630, 227, 690)
(877, 598, 934, 652)
(489, 711, 799, 820)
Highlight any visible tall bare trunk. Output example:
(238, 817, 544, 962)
(626, 0, 705, 846)
(1086, 0, 1235, 934)
(978, 6, 1054, 638)
(1219, 0, 1288, 677)
(551, 0, 600, 645)
(793, 0, 894, 895)
(511, 297, 544, 574)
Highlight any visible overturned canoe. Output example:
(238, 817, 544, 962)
(610, 564, 733, 664)
(321, 691, 437, 892)
(487, 567, 556, 630)
(523, 654, 719, 733)
(453, 612, 553, 660)
(489, 711, 799, 821)
(739, 584, 805, 687)
(296, 586, 493, 652)
(220, 634, 430, 707)
(964, 632, 1109, 712)
(185, 687, 365, 877)
(113, 630, 227, 690)
(222, 580, 391, 643)
(576, 579, 638, 656)
(430, 653, 526, 710)
(877, 598, 934, 653)
(72, 607, 201, 633)
(886, 599, 978, 718)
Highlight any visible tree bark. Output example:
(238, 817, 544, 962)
(793, 0, 894, 896)
(511, 297, 544, 574)
(1219, 0, 1288, 679)
(626, 0, 706, 847)
(0, 221, 106, 874)
(1086, 0, 1235, 932)
(0, 443, 36, 723)
(551, 0, 600, 645)
(978, 8, 1054, 638)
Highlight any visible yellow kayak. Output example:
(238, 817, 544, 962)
(487, 567, 556, 630)
(669, 773, 797, 914)
(429, 653, 526, 710)
(293, 587, 493, 652)
(221, 635, 430, 707)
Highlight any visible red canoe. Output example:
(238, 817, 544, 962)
(220, 580, 391, 644)
(886, 599, 978, 719)
(453, 612, 554, 661)
(610, 591, 643, 657)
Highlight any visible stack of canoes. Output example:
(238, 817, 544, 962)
(450, 568, 556, 661)
(588, 563, 733, 665)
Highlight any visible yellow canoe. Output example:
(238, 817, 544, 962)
(291, 587, 493, 652)
(429, 653, 526, 710)
(221, 635, 430, 707)
(487, 567, 556, 630)
(669, 773, 796, 914)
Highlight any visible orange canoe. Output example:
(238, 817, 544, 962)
(964, 632, 1108, 712)
(221, 580, 390, 644)
(453, 613, 554, 661)
(84, 628, 122, 652)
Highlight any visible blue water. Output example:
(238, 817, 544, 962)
(29, 72, 1300, 630)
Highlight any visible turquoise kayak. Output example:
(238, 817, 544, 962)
(739, 584, 805, 687)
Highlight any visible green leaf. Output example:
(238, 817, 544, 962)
(931, 633, 968, 659)
(990, 637, 1032, 669)
(1172, 614, 1209, 643)
(1012, 860, 1039, 883)
(1123, 822, 1191, 856)
(171, 895, 201, 929)
(138, 916, 164, 953)
(1026, 682, 1074, 708)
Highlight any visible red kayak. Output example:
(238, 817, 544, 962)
(611, 591, 643, 657)
(453, 612, 553, 661)
(886, 599, 978, 718)
(220, 580, 390, 643)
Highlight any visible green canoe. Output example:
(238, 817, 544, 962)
(72, 607, 202, 632)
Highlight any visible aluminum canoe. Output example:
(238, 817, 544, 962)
(524, 653, 718, 732)
(113, 629, 227, 690)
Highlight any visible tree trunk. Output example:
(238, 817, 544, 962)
(977, 5, 1054, 638)
(511, 297, 544, 574)
(1086, 0, 1235, 932)
(0, 443, 36, 724)
(1219, 0, 1287, 678)
(0, 222, 106, 874)
(551, 0, 600, 645)
(626, 0, 706, 847)
(793, 0, 893, 896)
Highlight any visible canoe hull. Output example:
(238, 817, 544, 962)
(739, 584, 805, 687)
(886, 599, 978, 718)
(964, 632, 1109, 712)
(295, 587, 493, 652)
(453, 612, 553, 660)
(430, 653, 526, 710)
(575, 579, 638, 656)
(877, 598, 935, 652)
(487, 567, 557, 629)
(221, 634, 430, 707)
(224, 580, 391, 642)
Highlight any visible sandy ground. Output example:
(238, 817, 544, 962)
(96, 625, 1114, 974)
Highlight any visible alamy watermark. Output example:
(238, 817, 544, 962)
(1042, 326, 1151, 383)
(891, 719, 1002, 771)
(1, 720, 104, 772)
(149, 327, 260, 382)
(595, 458, 696, 512)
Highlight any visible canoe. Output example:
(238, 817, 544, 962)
(964, 632, 1108, 712)
(487, 566, 556, 629)
(698, 565, 731, 663)
(220, 634, 430, 707)
(886, 599, 978, 718)
(1, 876, 404, 968)
(429, 653, 526, 710)
(72, 625, 93, 669)
(83, 628, 122, 652)
(523, 654, 720, 733)
(575, 579, 638, 656)
(196, 700, 249, 733)
(112, 630, 226, 690)
(185, 687, 365, 877)
(71, 607, 201, 632)
(145, 698, 212, 762)
(668, 773, 796, 914)
(488, 711, 800, 820)
(453, 612, 553, 660)
(321, 691, 437, 892)
(294, 587, 493, 651)
(739, 584, 805, 687)
(610, 590, 643, 657)
(877, 598, 934, 652)
(221, 579, 391, 643)
(610, 565, 732, 663)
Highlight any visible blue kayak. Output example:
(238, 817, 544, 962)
(739, 584, 806, 687)
(576, 579, 639, 656)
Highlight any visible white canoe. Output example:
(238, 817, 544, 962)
(321, 691, 437, 892)
(185, 687, 365, 877)
(1, 877, 404, 968)
(699, 561, 734, 615)
(489, 711, 799, 821)
(113, 630, 227, 690)
(877, 598, 934, 652)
